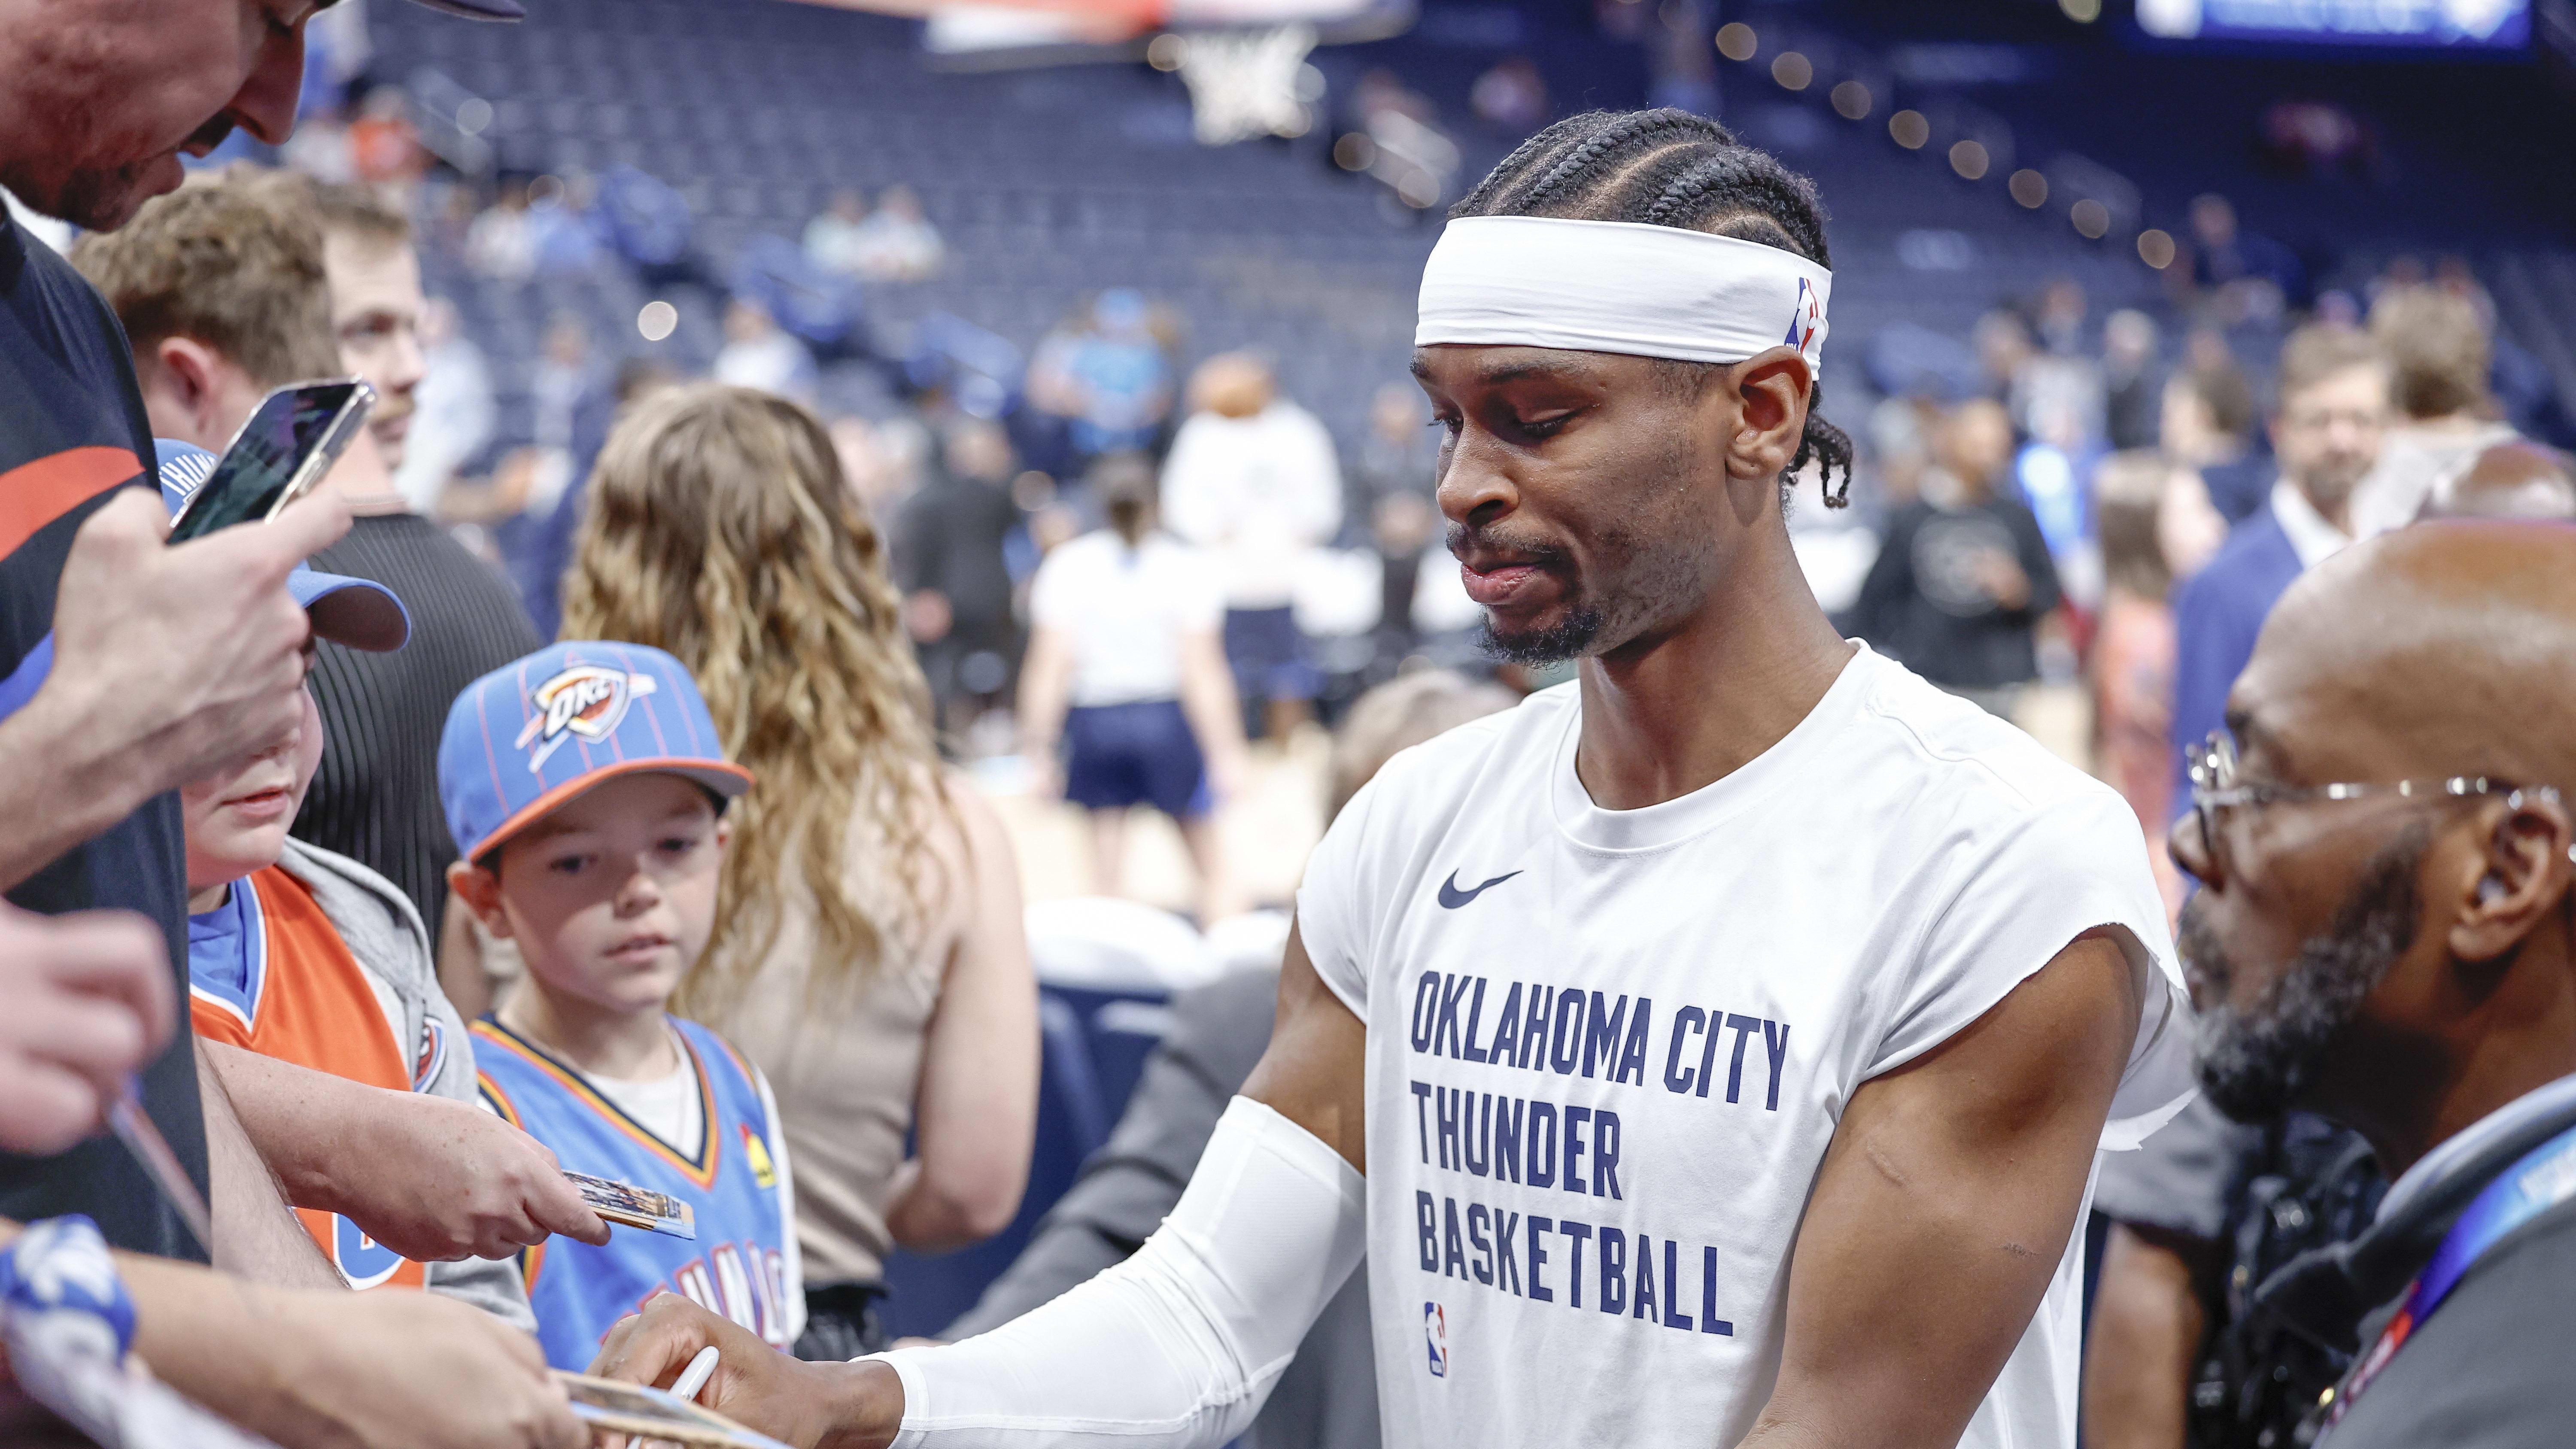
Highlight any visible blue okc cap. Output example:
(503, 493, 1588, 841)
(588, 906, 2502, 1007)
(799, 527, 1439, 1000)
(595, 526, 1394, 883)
(155, 440, 410, 653)
(438, 640, 754, 863)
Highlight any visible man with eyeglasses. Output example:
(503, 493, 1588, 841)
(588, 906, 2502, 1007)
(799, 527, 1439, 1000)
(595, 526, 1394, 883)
(2167, 519, 2576, 1448)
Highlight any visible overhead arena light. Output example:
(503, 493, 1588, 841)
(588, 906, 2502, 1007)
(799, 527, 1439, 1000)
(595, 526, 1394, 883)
(1889, 109, 1929, 150)
(2071, 198, 2111, 239)
(2137, 228, 2177, 268)
(1949, 140, 1989, 180)
(1716, 21, 1757, 61)
(2008, 169, 2049, 207)
(1771, 51, 1812, 91)
(1830, 80, 1871, 120)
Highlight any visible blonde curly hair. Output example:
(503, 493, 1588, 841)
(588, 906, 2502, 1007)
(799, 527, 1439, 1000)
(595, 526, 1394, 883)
(561, 383, 948, 1017)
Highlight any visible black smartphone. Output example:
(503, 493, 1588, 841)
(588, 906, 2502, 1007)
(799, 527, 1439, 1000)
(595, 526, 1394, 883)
(166, 378, 376, 544)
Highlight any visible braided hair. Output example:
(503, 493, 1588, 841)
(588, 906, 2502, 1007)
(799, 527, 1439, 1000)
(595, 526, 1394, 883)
(1451, 109, 1857, 507)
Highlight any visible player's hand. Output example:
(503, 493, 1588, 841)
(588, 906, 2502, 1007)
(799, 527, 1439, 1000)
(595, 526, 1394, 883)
(330, 1091, 611, 1261)
(591, 1293, 906, 1449)
(42, 486, 352, 799)
(263, 1288, 587, 1449)
(0, 901, 173, 1154)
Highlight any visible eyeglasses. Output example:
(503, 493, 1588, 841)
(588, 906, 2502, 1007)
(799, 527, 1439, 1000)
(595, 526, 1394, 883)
(2182, 731, 2565, 879)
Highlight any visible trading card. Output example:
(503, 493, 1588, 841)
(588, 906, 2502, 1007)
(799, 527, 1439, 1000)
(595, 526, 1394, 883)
(565, 1170, 696, 1239)
(554, 1373, 788, 1449)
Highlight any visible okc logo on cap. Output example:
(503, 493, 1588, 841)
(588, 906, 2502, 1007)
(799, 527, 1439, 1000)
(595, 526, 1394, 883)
(515, 664, 661, 772)
(1783, 277, 1822, 364)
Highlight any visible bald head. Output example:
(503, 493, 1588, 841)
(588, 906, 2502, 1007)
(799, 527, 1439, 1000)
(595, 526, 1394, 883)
(2241, 522, 2576, 790)
(2420, 441, 2576, 523)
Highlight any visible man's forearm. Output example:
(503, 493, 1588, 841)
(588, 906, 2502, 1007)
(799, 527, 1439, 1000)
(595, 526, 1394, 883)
(0, 684, 155, 891)
(203, 1041, 395, 1218)
(198, 1043, 345, 1290)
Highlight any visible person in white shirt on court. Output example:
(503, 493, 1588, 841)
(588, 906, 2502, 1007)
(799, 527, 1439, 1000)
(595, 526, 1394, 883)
(1018, 459, 1249, 926)
(593, 107, 2194, 1449)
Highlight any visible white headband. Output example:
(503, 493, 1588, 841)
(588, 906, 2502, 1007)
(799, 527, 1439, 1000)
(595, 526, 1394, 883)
(1414, 216, 1832, 379)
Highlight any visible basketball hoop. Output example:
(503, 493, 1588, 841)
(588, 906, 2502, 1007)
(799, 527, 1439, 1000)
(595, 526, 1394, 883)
(1172, 24, 1318, 146)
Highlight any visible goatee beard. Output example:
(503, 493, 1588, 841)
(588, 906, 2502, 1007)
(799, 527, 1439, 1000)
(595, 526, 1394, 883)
(2184, 824, 2427, 1123)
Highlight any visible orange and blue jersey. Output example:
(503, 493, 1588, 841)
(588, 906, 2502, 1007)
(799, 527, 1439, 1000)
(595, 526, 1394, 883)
(188, 866, 428, 1291)
(473, 1015, 795, 1369)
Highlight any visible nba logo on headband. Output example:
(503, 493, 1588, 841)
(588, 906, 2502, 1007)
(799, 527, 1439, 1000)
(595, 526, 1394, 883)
(515, 664, 660, 772)
(1785, 278, 1822, 369)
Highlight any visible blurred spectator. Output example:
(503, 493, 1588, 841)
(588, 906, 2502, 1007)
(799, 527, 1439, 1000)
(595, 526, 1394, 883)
(848, 183, 945, 282)
(1029, 290, 1175, 464)
(715, 295, 820, 405)
(1018, 458, 1247, 924)
(2185, 193, 2304, 309)
(1470, 57, 1549, 133)
(805, 187, 871, 275)
(524, 171, 605, 277)
(280, 101, 358, 185)
(465, 177, 537, 281)
(390, 295, 495, 512)
(2161, 352, 2266, 525)
(2102, 309, 2163, 452)
(1844, 398, 2061, 717)
(531, 313, 612, 459)
(2348, 286, 2516, 536)
(561, 384, 1038, 1362)
(1347, 381, 1435, 514)
(513, 357, 679, 640)
(832, 412, 932, 533)
(943, 670, 1516, 1449)
(1972, 308, 2034, 404)
(1161, 352, 1344, 739)
(2033, 277, 2088, 356)
(347, 85, 427, 194)
(2088, 452, 2190, 920)
(2168, 325, 2389, 814)
(899, 416, 1026, 740)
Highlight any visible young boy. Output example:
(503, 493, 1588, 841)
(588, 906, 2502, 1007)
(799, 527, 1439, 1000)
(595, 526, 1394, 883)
(161, 440, 534, 1328)
(439, 640, 804, 1369)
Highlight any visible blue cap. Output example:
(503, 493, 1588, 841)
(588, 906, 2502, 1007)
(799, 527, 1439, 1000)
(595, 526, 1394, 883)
(155, 440, 411, 653)
(438, 641, 754, 863)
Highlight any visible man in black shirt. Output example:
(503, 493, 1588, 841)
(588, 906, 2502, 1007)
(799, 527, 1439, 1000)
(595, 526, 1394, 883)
(2172, 521, 2576, 1448)
(268, 176, 544, 960)
(1843, 397, 2060, 715)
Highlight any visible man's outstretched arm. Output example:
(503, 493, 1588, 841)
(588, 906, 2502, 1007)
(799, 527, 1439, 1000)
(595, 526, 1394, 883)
(1741, 931, 2143, 1449)
(590, 921, 1370, 1449)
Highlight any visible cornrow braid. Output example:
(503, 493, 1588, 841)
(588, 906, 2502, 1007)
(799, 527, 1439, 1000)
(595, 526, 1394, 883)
(1449, 108, 1856, 508)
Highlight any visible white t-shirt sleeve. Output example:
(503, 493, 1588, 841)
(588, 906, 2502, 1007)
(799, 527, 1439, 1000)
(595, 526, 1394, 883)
(1864, 787, 2195, 1151)
(1292, 764, 1390, 1021)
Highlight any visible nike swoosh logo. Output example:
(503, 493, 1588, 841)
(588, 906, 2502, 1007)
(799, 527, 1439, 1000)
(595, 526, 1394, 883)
(1437, 869, 1523, 909)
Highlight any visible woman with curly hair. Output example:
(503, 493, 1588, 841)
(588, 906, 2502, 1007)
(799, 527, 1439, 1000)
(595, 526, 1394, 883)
(562, 383, 1039, 1359)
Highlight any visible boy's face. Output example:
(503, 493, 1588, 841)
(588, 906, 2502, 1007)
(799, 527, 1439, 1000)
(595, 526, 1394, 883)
(456, 774, 727, 1018)
(182, 687, 323, 895)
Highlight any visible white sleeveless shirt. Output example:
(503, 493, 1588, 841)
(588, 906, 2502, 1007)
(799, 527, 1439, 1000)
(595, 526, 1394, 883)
(1296, 645, 2193, 1449)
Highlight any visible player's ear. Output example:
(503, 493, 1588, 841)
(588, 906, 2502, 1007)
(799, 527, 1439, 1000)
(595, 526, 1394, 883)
(1726, 347, 1811, 484)
(447, 857, 513, 940)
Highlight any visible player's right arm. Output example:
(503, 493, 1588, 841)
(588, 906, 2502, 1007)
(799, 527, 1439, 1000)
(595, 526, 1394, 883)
(590, 923, 1370, 1449)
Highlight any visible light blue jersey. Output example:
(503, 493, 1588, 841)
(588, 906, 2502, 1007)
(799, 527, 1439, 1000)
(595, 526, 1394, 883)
(475, 1016, 799, 1368)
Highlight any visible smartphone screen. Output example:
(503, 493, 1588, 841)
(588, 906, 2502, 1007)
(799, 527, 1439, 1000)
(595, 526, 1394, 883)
(167, 380, 369, 543)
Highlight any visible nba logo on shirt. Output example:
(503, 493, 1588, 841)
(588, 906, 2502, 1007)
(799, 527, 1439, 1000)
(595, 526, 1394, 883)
(1423, 1301, 1448, 1378)
(1783, 278, 1822, 366)
(515, 665, 660, 771)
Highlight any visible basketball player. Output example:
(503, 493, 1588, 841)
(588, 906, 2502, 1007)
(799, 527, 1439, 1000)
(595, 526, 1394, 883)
(595, 108, 2193, 1449)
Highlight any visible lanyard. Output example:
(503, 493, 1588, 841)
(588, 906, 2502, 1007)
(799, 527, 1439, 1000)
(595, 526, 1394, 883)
(2318, 1121, 2576, 1438)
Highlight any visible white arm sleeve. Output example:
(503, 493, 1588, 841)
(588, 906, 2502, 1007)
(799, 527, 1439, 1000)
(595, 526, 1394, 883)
(865, 1097, 1367, 1449)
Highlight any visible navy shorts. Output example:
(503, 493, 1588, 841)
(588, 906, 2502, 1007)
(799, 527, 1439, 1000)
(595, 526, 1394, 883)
(1062, 699, 1211, 819)
(1221, 605, 1318, 704)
